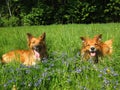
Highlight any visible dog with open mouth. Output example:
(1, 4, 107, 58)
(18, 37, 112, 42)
(80, 34, 112, 63)
(1, 32, 47, 66)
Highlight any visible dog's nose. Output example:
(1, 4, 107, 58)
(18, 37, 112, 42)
(33, 46, 37, 50)
(33, 45, 42, 51)
(90, 47, 95, 51)
(33, 46, 39, 50)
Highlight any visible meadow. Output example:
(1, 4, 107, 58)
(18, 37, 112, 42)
(0, 23, 120, 90)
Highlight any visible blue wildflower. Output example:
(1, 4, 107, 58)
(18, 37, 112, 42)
(75, 68, 82, 73)
(4, 84, 7, 87)
(67, 78, 71, 83)
(98, 74, 103, 78)
(50, 63, 54, 67)
(28, 83, 32, 87)
(42, 72, 48, 78)
(113, 73, 119, 76)
(34, 78, 42, 87)
(42, 57, 48, 63)
(114, 85, 117, 89)
(25, 69, 31, 74)
(103, 78, 110, 86)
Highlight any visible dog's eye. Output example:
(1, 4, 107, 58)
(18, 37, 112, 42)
(95, 43, 98, 46)
(86, 44, 90, 46)
(32, 41, 35, 44)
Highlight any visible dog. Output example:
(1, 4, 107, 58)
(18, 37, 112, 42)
(1, 32, 47, 66)
(80, 34, 112, 63)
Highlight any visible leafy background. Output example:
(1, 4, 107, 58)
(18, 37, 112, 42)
(0, 0, 120, 26)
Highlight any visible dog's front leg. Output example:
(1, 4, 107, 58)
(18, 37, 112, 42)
(94, 55, 98, 63)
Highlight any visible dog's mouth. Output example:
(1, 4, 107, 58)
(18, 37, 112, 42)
(34, 50, 40, 59)
(33, 46, 42, 59)
(89, 47, 97, 57)
(90, 51, 96, 57)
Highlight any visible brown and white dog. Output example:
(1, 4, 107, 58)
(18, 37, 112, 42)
(80, 34, 112, 63)
(1, 32, 47, 66)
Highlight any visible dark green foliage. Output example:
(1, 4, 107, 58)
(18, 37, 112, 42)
(1, 16, 19, 27)
(0, 0, 120, 26)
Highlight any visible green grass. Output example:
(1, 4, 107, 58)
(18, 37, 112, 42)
(0, 23, 120, 90)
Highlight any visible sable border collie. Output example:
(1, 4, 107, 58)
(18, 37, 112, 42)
(1, 32, 47, 66)
(80, 34, 112, 63)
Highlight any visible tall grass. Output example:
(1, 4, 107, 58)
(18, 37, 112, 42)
(0, 23, 120, 90)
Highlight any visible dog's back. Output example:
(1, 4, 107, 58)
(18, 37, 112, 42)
(102, 39, 113, 55)
(104, 39, 113, 54)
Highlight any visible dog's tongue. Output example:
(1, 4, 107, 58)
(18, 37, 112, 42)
(90, 52, 96, 57)
(34, 50, 40, 59)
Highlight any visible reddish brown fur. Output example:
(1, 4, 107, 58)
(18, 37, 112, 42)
(80, 34, 112, 63)
(1, 32, 47, 66)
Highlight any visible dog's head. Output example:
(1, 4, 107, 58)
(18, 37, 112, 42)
(80, 34, 102, 57)
(27, 32, 46, 59)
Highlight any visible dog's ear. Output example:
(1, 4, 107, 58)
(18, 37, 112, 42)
(27, 33, 33, 42)
(80, 37, 86, 42)
(40, 32, 46, 41)
(27, 33, 33, 39)
(94, 34, 102, 41)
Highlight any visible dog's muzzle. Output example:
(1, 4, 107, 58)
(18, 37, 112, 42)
(33, 46, 42, 60)
(89, 46, 96, 57)
(33, 45, 42, 52)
